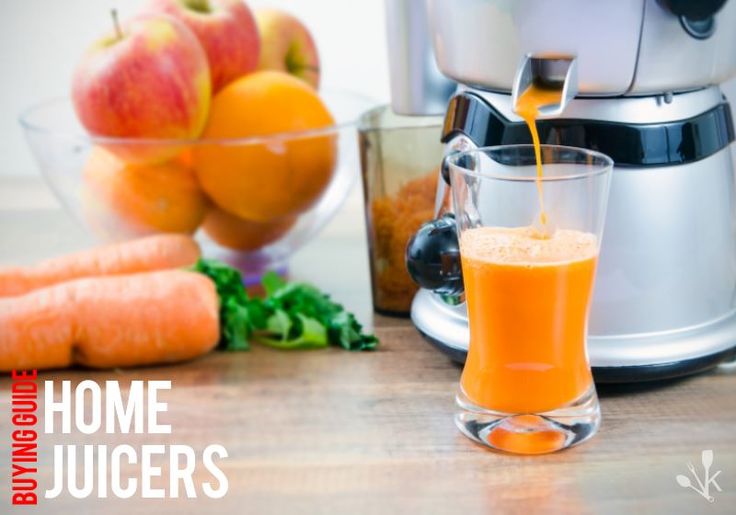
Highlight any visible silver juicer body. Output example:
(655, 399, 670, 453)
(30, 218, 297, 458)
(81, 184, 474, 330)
(389, 0, 736, 381)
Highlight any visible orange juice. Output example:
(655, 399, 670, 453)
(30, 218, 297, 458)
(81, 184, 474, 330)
(459, 226, 597, 414)
(515, 84, 563, 228)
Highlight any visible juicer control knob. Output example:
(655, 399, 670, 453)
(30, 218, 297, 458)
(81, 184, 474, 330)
(405, 214, 464, 296)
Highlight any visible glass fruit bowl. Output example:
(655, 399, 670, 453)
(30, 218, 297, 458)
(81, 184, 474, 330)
(19, 91, 373, 284)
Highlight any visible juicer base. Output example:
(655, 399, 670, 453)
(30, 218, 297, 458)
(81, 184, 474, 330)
(411, 289, 736, 383)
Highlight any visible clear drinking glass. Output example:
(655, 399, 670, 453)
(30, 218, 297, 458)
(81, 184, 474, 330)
(448, 144, 613, 454)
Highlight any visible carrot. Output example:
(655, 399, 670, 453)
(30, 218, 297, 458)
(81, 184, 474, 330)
(0, 269, 219, 371)
(0, 234, 200, 298)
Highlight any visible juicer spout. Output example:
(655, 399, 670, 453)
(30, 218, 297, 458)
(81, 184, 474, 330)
(512, 55, 578, 117)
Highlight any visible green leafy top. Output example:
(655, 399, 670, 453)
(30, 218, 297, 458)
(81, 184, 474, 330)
(191, 259, 378, 352)
(191, 259, 254, 351)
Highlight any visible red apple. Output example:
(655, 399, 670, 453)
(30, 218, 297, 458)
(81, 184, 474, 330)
(254, 8, 320, 89)
(72, 13, 211, 163)
(144, 0, 260, 92)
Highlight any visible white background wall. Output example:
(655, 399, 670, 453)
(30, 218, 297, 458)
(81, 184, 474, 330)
(0, 0, 390, 176)
(2, 1, 735, 177)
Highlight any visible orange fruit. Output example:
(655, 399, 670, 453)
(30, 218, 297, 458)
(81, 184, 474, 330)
(176, 147, 195, 168)
(192, 70, 336, 222)
(82, 146, 209, 240)
(203, 206, 297, 251)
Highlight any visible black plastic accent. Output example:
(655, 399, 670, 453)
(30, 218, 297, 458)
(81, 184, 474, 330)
(592, 347, 736, 383)
(442, 92, 735, 168)
(416, 327, 468, 367)
(658, 0, 727, 21)
(405, 214, 464, 297)
(415, 327, 736, 384)
(440, 154, 452, 185)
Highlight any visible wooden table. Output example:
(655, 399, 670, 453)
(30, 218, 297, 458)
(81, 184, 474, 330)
(1, 177, 735, 514)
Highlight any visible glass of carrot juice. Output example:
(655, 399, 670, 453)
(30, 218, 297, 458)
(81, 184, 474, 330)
(447, 144, 613, 454)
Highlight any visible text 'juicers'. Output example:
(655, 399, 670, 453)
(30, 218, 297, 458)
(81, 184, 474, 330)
(389, 0, 736, 382)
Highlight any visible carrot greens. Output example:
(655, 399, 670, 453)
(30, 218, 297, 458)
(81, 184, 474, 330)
(191, 258, 254, 351)
(192, 259, 378, 352)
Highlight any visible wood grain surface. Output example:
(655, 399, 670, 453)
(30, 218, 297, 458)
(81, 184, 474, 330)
(1, 177, 735, 514)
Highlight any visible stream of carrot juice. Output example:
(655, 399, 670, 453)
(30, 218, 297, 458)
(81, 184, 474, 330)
(514, 84, 565, 230)
(458, 83, 597, 414)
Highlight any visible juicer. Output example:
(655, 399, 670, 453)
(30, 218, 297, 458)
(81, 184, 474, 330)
(387, 0, 736, 381)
